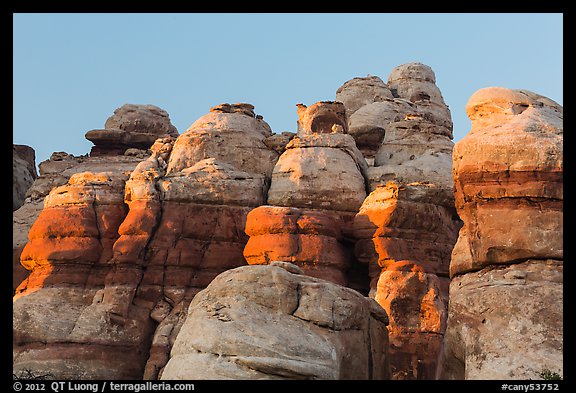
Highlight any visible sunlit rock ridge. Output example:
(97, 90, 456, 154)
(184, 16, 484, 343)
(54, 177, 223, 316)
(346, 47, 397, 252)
(13, 63, 562, 380)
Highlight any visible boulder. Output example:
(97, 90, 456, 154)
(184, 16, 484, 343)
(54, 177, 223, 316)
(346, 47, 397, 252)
(166, 103, 278, 178)
(267, 133, 368, 212)
(335, 75, 394, 117)
(161, 263, 390, 380)
(85, 104, 179, 156)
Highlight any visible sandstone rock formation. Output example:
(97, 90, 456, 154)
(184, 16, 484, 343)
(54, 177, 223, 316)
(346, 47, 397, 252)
(354, 182, 459, 379)
(13, 103, 279, 380)
(336, 63, 453, 174)
(166, 103, 277, 179)
(85, 104, 179, 156)
(13, 144, 37, 211)
(13, 171, 138, 379)
(244, 101, 368, 289)
(343, 63, 460, 379)
(439, 87, 563, 380)
(13, 103, 178, 293)
(13, 144, 38, 288)
(244, 206, 356, 286)
(13, 69, 560, 382)
(12, 152, 149, 293)
(161, 262, 390, 380)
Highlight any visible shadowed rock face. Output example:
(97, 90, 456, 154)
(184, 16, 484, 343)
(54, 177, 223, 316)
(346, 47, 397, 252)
(85, 104, 179, 156)
(13, 145, 37, 211)
(161, 263, 390, 380)
(439, 87, 563, 380)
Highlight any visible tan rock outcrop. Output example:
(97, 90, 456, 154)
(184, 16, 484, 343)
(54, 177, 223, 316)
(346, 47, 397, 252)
(439, 87, 563, 380)
(245, 102, 368, 289)
(296, 101, 348, 136)
(161, 263, 390, 380)
(166, 103, 278, 178)
(85, 104, 179, 156)
(337, 63, 453, 169)
(267, 133, 367, 212)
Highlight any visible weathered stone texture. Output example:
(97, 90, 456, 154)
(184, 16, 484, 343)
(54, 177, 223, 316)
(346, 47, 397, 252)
(85, 104, 179, 156)
(161, 263, 390, 380)
(439, 87, 563, 380)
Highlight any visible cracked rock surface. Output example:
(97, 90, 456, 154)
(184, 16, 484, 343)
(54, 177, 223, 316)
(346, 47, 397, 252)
(161, 263, 389, 380)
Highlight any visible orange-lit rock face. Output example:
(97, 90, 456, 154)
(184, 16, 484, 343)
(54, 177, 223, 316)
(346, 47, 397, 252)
(12, 172, 148, 380)
(244, 205, 356, 286)
(354, 181, 460, 380)
(451, 87, 563, 277)
(16, 172, 128, 296)
(440, 88, 563, 380)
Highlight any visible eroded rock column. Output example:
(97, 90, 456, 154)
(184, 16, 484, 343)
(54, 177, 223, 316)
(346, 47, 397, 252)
(13, 172, 140, 379)
(347, 63, 461, 379)
(244, 101, 368, 290)
(439, 87, 563, 380)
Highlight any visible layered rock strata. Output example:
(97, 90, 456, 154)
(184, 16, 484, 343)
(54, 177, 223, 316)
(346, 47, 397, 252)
(108, 105, 277, 379)
(161, 262, 390, 380)
(244, 101, 368, 290)
(13, 152, 150, 293)
(13, 171, 139, 379)
(343, 63, 460, 379)
(14, 103, 279, 379)
(439, 87, 563, 380)
(354, 182, 459, 379)
(13, 103, 178, 293)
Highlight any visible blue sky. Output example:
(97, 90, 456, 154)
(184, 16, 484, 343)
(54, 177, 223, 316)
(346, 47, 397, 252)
(13, 13, 563, 167)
